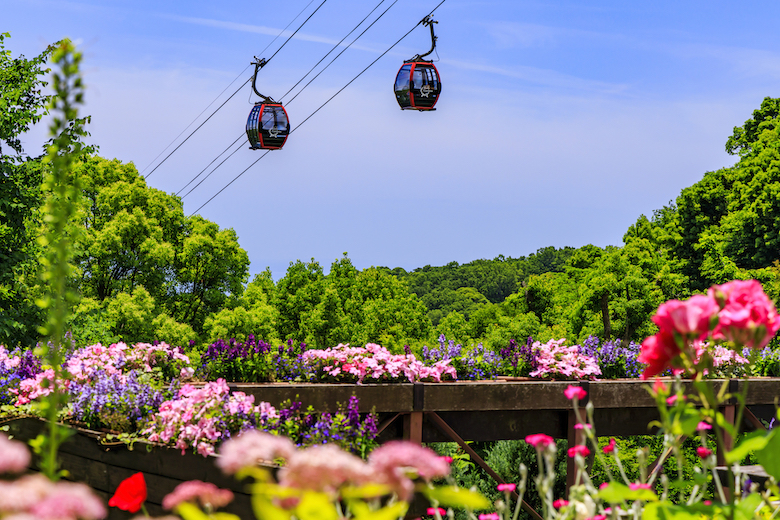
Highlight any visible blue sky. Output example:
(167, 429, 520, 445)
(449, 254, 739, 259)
(6, 0, 780, 280)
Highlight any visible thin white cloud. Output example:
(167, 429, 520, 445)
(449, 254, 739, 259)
(442, 58, 630, 95)
(161, 14, 385, 55)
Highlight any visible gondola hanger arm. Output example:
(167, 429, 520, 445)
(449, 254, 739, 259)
(251, 57, 276, 103)
(409, 15, 438, 62)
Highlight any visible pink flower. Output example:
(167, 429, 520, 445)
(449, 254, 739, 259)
(629, 483, 651, 490)
(281, 444, 373, 494)
(162, 480, 233, 511)
(497, 483, 516, 492)
(32, 480, 107, 520)
(567, 445, 590, 458)
(553, 499, 568, 508)
(369, 441, 450, 500)
(653, 295, 718, 341)
(603, 438, 616, 454)
(440, 456, 453, 464)
(638, 329, 681, 379)
(574, 423, 591, 430)
(697, 421, 712, 431)
(428, 507, 446, 516)
(478, 514, 500, 520)
(524, 434, 555, 450)
(564, 385, 587, 400)
(599, 482, 609, 490)
(697, 446, 713, 458)
(0, 434, 30, 474)
(666, 395, 684, 406)
(710, 280, 780, 349)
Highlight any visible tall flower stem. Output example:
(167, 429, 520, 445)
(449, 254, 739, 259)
(35, 39, 90, 480)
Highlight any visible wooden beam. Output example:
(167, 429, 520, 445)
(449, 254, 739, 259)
(426, 412, 544, 520)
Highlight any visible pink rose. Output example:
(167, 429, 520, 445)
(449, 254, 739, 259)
(653, 295, 718, 340)
(710, 280, 780, 349)
(638, 329, 681, 379)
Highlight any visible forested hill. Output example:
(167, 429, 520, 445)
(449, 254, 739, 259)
(3, 33, 780, 352)
(379, 247, 574, 324)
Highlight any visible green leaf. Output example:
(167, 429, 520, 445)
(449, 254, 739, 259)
(735, 493, 762, 520)
(755, 429, 780, 482)
(725, 430, 771, 464)
(341, 483, 393, 499)
(421, 486, 491, 510)
(175, 502, 211, 520)
(252, 495, 293, 520)
(295, 491, 338, 520)
(349, 501, 408, 520)
(211, 514, 242, 520)
(597, 482, 658, 503)
(643, 501, 704, 520)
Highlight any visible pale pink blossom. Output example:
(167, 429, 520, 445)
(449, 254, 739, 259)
(29, 480, 106, 520)
(217, 430, 296, 474)
(162, 480, 233, 511)
(369, 441, 450, 500)
(280, 444, 373, 493)
(0, 434, 30, 474)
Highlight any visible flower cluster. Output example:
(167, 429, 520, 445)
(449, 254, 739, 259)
(219, 432, 450, 502)
(0, 433, 106, 520)
(422, 335, 502, 380)
(142, 378, 278, 456)
(65, 341, 191, 384)
(68, 369, 165, 432)
(200, 336, 311, 382)
(639, 279, 780, 378)
(0, 346, 41, 405)
(303, 343, 457, 384)
(529, 338, 601, 379)
(578, 336, 643, 379)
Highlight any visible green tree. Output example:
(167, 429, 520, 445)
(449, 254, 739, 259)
(202, 271, 279, 343)
(725, 96, 780, 158)
(275, 259, 325, 341)
(171, 215, 249, 332)
(0, 33, 57, 346)
(74, 156, 182, 302)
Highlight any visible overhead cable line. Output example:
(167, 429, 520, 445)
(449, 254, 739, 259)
(188, 0, 447, 216)
(280, 0, 391, 102)
(176, 133, 244, 196)
(284, 0, 399, 105)
(144, 0, 327, 180)
(139, 68, 250, 177)
(179, 0, 392, 199)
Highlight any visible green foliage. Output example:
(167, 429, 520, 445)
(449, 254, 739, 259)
(36, 37, 91, 481)
(0, 34, 56, 346)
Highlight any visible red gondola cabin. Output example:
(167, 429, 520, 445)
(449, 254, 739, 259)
(246, 102, 289, 150)
(394, 61, 441, 111)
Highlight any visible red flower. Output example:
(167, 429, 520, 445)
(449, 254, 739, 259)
(602, 438, 616, 454)
(638, 329, 681, 379)
(567, 445, 590, 458)
(109, 473, 147, 513)
(524, 433, 555, 450)
(696, 446, 713, 459)
(553, 499, 568, 508)
(564, 385, 587, 400)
